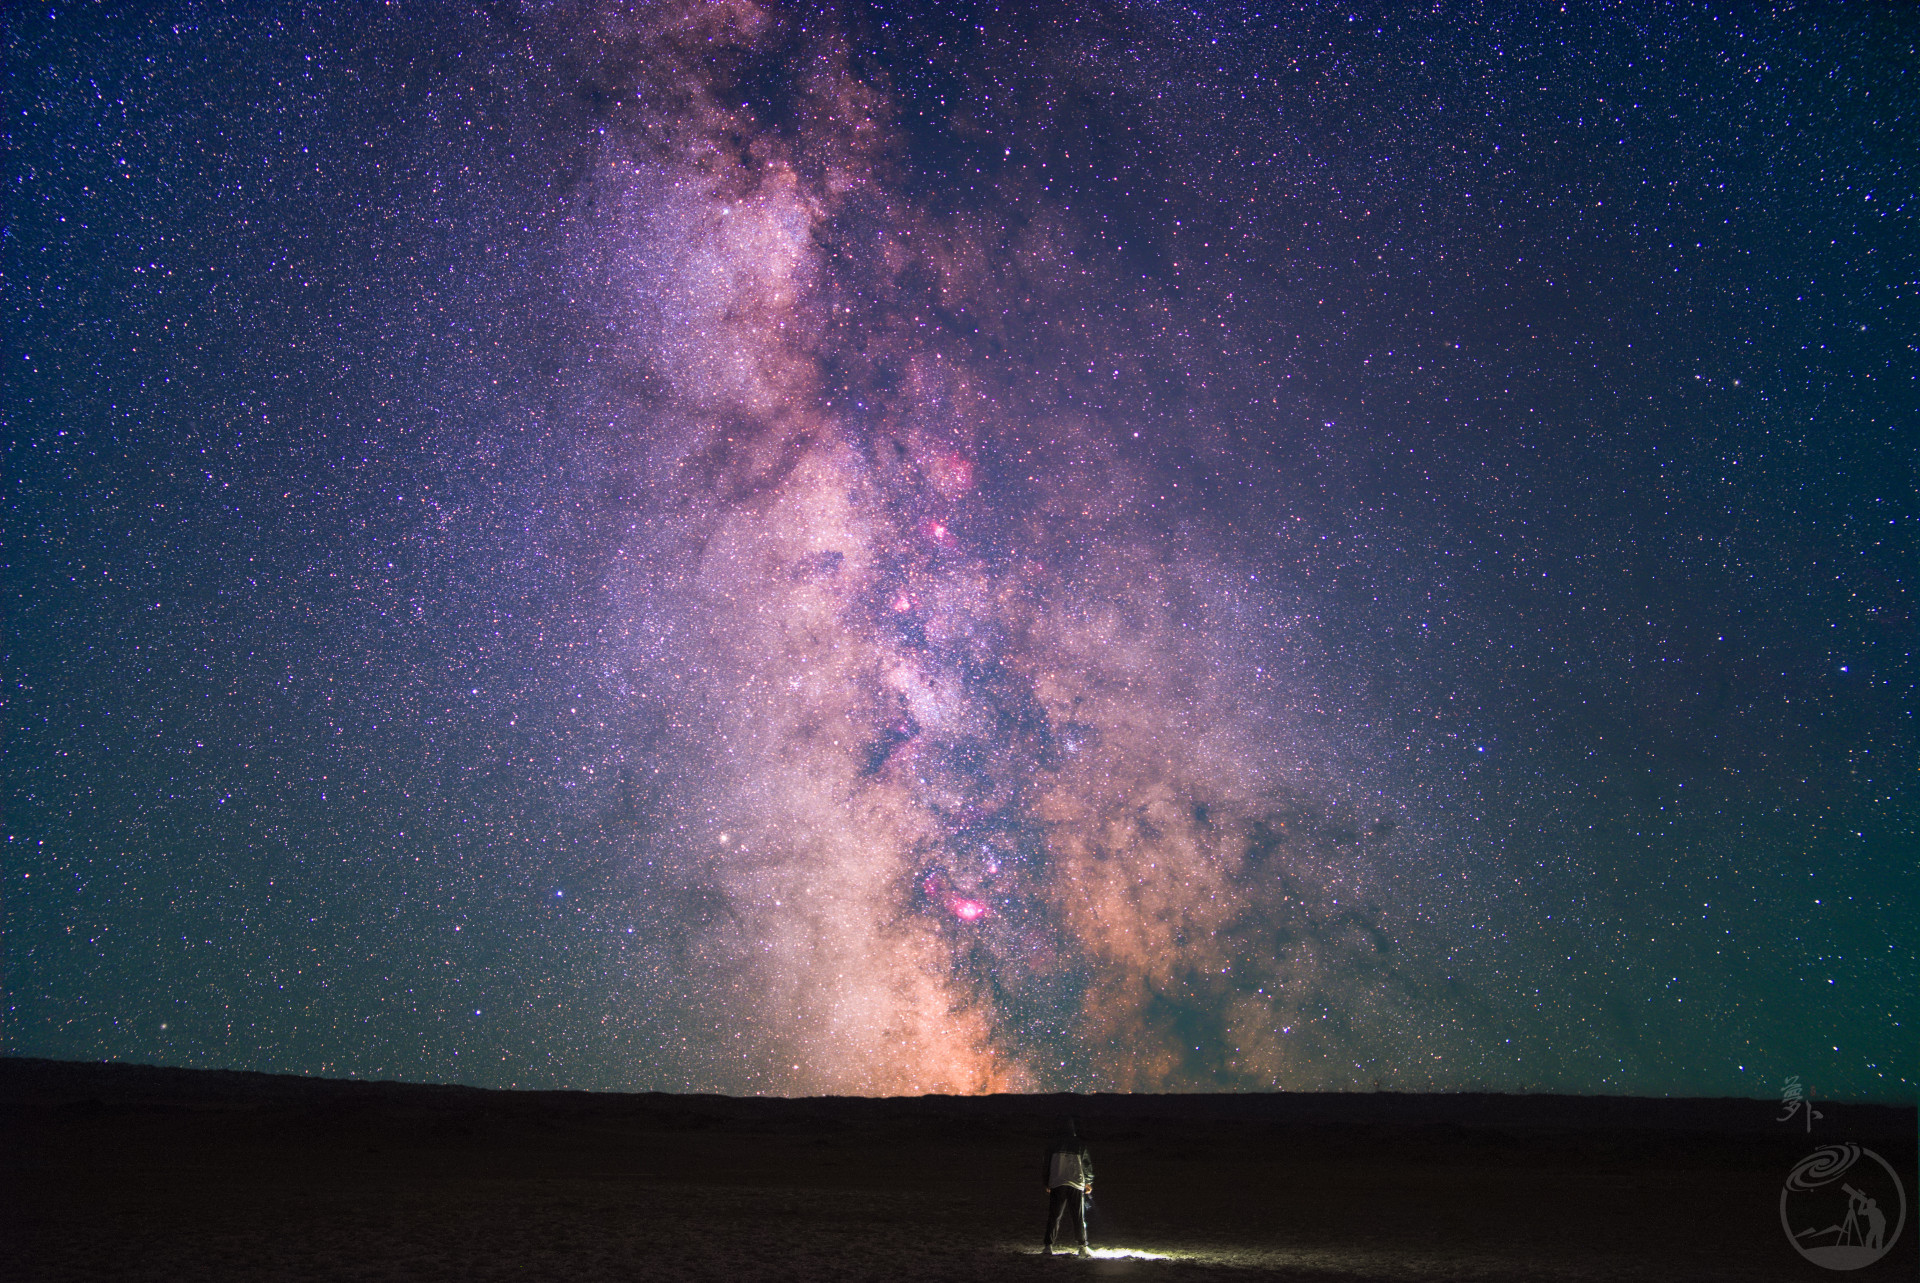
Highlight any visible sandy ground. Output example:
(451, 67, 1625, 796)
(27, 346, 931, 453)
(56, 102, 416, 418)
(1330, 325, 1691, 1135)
(3, 1059, 1912, 1282)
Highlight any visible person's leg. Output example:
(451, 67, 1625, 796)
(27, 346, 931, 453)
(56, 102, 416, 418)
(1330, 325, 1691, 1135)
(1045, 1186, 1069, 1250)
(1072, 1189, 1088, 1250)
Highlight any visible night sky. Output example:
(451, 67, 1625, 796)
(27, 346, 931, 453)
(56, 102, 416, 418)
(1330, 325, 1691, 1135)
(7, 2, 1913, 1101)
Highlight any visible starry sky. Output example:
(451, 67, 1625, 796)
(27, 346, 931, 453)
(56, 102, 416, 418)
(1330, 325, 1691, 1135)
(7, 2, 1913, 1100)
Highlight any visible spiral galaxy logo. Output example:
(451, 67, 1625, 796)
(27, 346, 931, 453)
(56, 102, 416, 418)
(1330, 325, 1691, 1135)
(1780, 1144, 1906, 1270)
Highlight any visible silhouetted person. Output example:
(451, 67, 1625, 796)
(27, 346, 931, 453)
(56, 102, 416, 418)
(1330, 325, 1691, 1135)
(1043, 1118, 1093, 1256)
(1862, 1194, 1886, 1251)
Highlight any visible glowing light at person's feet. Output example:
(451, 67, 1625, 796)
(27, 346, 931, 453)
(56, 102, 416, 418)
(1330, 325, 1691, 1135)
(1082, 1248, 1174, 1260)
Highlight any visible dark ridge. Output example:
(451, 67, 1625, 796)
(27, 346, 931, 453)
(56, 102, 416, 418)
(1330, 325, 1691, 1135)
(3, 1055, 1910, 1143)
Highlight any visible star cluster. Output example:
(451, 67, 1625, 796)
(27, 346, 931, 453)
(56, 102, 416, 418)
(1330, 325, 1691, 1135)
(6, 2, 1912, 1099)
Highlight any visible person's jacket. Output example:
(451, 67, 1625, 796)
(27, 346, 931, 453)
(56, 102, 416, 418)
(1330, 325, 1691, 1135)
(1044, 1140, 1093, 1191)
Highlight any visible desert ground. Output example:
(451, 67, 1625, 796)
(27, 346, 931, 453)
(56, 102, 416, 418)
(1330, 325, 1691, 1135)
(2, 1058, 1912, 1281)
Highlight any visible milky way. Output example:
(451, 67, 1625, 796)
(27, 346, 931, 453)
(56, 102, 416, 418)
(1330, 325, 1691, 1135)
(9, 2, 1911, 1100)
(552, 5, 1428, 1093)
